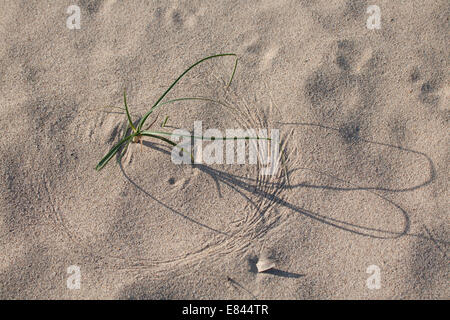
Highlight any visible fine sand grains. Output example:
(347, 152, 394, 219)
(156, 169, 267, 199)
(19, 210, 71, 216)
(0, 0, 448, 299)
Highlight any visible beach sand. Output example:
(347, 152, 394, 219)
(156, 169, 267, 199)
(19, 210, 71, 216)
(0, 0, 448, 299)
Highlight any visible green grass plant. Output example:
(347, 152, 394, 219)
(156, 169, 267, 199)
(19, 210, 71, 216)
(95, 54, 271, 171)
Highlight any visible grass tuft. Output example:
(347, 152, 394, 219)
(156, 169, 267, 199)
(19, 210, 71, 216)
(95, 54, 269, 171)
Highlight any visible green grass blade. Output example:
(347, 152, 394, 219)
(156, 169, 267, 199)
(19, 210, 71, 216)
(140, 132, 178, 146)
(96, 134, 135, 171)
(140, 130, 271, 141)
(100, 106, 139, 118)
(123, 90, 136, 132)
(117, 140, 132, 163)
(227, 57, 238, 87)
(161, 116, 169, 128)
(150, 96, 229, 115)
(140, 132, 194, 162)
(137, 53, 237, 131)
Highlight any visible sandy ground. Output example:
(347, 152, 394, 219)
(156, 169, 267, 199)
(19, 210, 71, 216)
(0, 0, 448, 299)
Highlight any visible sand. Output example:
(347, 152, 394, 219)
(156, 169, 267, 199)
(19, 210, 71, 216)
(0, 0, 448, 299)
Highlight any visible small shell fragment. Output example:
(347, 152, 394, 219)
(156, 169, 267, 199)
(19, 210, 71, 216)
(256, 256, 276, 272)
